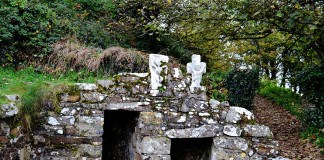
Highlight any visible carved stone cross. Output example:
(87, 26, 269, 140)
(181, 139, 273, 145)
(187, 54, 206, 92)
(149, 54, 169, 95)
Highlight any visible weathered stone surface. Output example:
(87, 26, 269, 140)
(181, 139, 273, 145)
(225, 107, 254, 123)
(149, 54, 169, 95)
(223, 125, 242, 137)
(165, 125, 222, 138)
(60, 108, 78, 116)
(140, 136, 171, 154)
(139, 112, 163, 125)
(187, 54, 206, 92)
(243, 125, 272, 138)
(4, 95, 20, 102)
(211, 147, 248, 160)
(213, 136, 249, 151)
(76, 83, 98, 91)
(253, 143, 278, 156)
(0, 122, 10, 136)
(0, 103, 18, 118)
(76, 116, 104, 136)
(97, 79, 114, 89)
(60, 94, 80, 103)
(210, 99, 220, 109)
(47, 116, 75, 126)
(104, 102, 150, 111)
(79, 144, 102, 157)
(81, 92, 107, 103)
(142, 155, 171, 160)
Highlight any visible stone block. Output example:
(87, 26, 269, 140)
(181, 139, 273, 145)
(76, 116, 104, 136)
(213, 137, 249, 151)
(97, 79, 114, 89)
(225, 107, 254, 123)
(47, 116, 76, 126)
(0, 122, 10, 136)
(211, 147, 248, 160)
(139, 112, 164, 125)
(79, 144, 102, 157)
(140, 136, 171, 154)
(81, 92, 107, 103)
(60, 94, 80, 103)
(104, 102, 150, 111)
(243, 125, 273, 138)
(0, 103, 18, 118)
(165, 125, 222, 138)
(223, 125, 242, 137)
(75, 83, 98, 91)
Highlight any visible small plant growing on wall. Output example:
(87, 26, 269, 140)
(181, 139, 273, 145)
(225, 66, 260, 111)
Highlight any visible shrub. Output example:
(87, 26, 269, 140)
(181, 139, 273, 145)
(297, 65, 324, 108)
(225, 67, 260, 110)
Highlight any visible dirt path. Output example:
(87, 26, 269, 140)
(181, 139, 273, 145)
(253, 95, 323, 159)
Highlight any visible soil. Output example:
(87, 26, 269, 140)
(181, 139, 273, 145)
(253, 95, 323, 160)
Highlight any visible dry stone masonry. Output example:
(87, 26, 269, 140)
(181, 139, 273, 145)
(0, 54, 287, 159)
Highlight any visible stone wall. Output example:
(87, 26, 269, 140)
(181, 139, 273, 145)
(0, 54, 282, 160)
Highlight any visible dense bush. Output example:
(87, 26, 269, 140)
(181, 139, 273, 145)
(259, 79, 302, 117)
(225, 67, 260, 110)
(0, 1, 62, 66)
(297, 65, 324, 108)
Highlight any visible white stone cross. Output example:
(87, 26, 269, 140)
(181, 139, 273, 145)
(187, 54, 206, 92)
(149, 54, 169, 95)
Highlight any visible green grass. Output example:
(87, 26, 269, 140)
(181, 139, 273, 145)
(259, 79, 303, 118)
(0, 66, 107, 131)
(0, 67, 101, 98)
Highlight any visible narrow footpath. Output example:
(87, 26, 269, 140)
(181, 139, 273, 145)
(253, 95, 323, 159)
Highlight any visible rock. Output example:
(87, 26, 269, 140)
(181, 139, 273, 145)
(81, 92, 107, 103)
(75, 83, 98, 91)
(165, 125, 222, 138)
(0, 122, 10, 136)
(0, 103, 19, 118)
(225, 107, 254, 123)
(47, 116, 75, 126)
(140, 136, 171, 154)
(213, 136, 249, 151)
(104, 102, 150, 111)
(220, 101, 230, 107)
(60, 94, 80, 103)
(210, 147, 248, 160)
(4, 95, 20, 102)
(97, 80, 114, 89)
(223, 125, 242, 137)
(76, 116, 104, 136)
(210, 99, 220, 109)
(139, 112, 164, 125)
(79, 144, 102, 157)
(243, 125, 272, 138)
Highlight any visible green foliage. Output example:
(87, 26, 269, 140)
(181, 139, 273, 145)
(0, 1, 64, 65)
(302, 107, 324, 129)
(297, 65, 324, 108)
(259, 79, 302, 117)
(205, 71, 228, 102)
(225, 67, 260, 110)
(301, 127, 324, 148)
